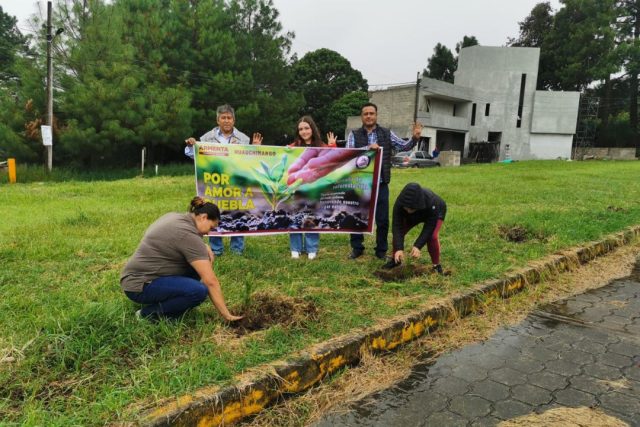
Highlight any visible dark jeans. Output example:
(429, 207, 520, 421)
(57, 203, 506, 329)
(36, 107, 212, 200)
(125, 276, 208, 319)
(350, 182, 389, 256)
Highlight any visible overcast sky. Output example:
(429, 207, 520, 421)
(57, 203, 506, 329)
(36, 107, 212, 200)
(3, 0, 562, 86)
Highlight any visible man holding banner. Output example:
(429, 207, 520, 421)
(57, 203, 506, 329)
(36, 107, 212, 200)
(346, 102, 423, 261)
(185, 104, 263, 256)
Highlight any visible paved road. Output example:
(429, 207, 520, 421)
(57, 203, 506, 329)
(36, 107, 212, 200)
(315, 274, 640, 426)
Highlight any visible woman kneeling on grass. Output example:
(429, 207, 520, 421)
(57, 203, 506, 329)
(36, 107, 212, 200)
(120, 197, 242, 322)
(383, 182, 447, 273)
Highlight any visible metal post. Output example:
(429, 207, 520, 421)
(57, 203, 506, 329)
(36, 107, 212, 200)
(414, 71, 421, 123)
(8, 159, 16, 183)
(46, 1, 53, 172)
(141, 147, 146, 175)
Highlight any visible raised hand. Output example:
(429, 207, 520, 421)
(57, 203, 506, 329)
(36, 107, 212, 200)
(252, 132, 263, 145)
(412, 122, 423, 140)
(185, 137, 196, 146)
(327, 132, 337, 147)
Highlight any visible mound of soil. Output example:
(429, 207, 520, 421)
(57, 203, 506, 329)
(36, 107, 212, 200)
(498, 225, 530, 243)
(374, 264, 449, 282)
(607, 205, 626, 212)
(499, 224, 549, 243)
(230, 292, 319, 335)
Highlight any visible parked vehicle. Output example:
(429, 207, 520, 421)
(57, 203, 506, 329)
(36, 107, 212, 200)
(391, 151, 440, 168)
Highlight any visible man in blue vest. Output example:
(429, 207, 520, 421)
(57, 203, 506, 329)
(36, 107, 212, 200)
(346, 102, 423, 260)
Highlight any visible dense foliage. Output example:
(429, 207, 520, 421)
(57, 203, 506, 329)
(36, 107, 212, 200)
(291, 48, 368, 135)
(510, 0, 640, 151)
(0, 1, 364, 166)
(422, 35, 479, 83)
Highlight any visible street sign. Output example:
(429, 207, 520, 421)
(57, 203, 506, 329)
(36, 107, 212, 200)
(41, 125, 52, 146)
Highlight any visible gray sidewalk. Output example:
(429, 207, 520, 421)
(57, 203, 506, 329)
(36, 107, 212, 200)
(315, 274, 640, 426)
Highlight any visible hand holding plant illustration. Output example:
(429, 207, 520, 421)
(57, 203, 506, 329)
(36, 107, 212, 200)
(286, 148, 363, 185)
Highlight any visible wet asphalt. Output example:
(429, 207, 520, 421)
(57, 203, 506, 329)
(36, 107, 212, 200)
(314, 270, 640, 426)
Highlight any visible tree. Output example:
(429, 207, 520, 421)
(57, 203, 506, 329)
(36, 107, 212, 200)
(423, 36, 478, 83)
(1, 0, 306, 166)
(614, 0, 640, 153)
(542, 0, 617, 91)
(226, 0, 303, 144)
(57, 0, 193, 167)
(455, 35, 479, 54)
(0, 6, 29, 81)
(0, 6, 42, 162)
(508, 2, 554, 47)
(326, 91, 369, 139)
(423, 43, 455, 82)
(508, 2, 559, 89)
(292, 48, 368, 133)
(53, 0, 301, 165)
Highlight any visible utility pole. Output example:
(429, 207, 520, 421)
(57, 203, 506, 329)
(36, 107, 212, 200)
(46, 0, 53, 172)
(413, 71, 421, 123)
(45, 1, 64, 172)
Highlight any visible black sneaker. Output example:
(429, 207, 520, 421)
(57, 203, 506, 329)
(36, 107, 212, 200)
(375, 252, 387, 260)
(349, 249, 364, 259)
(433, 264, 444, 274)
(382, 258, 400, 269)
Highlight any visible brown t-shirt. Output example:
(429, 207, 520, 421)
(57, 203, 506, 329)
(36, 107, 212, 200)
(120, 213, 210, 292)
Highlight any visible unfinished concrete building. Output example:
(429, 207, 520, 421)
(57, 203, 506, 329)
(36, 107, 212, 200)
(346, 46, 580, 162)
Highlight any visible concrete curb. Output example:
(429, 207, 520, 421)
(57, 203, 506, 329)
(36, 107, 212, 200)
(141, 225, 640, 426)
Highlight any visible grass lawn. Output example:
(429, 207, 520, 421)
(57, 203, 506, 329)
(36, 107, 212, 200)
(1, 160, 639, 425)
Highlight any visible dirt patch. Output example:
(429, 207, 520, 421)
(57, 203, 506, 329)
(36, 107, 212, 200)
(607, 205, 627, 212)
(373, 264, 434, 282)
(230, 292, 319, 335)
(374, 264, 452, 282)
(498, 224, 546, 243)
(498, 406, 628, 426)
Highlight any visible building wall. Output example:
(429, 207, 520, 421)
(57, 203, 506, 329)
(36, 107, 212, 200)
(529, 134, 573, 159)
(369, 85, 416, 132)
(344, 46, 580, 162)
(345, 116, 362, 139)
(456, 46, 540, 160)
(574, 147, 637, 160)
(531, 91, 580, 134)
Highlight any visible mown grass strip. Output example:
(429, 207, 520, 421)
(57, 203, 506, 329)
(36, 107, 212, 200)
(1, 160, 639, 425)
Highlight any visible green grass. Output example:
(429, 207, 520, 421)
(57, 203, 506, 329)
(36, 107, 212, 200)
(0, 163, 193, 184)
(1, 160, 639, 425)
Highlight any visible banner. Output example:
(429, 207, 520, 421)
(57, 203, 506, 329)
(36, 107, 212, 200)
(194, 143, 382, 236)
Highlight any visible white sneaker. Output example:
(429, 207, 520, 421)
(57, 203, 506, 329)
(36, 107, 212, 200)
(308, 252, 317, 260)
(291, 251, 300, 259)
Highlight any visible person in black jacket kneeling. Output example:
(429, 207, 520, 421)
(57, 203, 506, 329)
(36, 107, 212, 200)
(383, 183, 447, 273)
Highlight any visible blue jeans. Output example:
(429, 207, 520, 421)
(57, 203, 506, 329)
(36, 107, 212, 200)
(289, 233, 319, 253)
(209, 236, 244, 255)
(125, 276, 208, 319)
(350, 182, 389, 256)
